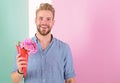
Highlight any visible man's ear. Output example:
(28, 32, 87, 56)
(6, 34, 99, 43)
(53, 20, 55, 25)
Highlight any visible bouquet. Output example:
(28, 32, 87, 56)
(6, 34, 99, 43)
(16, 38, 37, 76)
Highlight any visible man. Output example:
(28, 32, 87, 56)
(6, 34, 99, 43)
(11, 3, 76, 83)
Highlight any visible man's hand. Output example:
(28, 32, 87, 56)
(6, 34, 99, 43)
(11, 54, 27, 83)
(65, 78, 76, 83)
(16, 54, 27, 73)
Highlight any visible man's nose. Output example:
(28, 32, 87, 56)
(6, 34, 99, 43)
(41, 19, 47, 24)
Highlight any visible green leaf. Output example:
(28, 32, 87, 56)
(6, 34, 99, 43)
(18, 41, 20, 46)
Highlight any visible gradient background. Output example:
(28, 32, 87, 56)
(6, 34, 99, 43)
(0, 0, 28, 82)
(52, 0, 120, 83)
(0, 0, 120, 83)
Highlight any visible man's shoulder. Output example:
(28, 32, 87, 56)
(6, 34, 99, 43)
(54, 38, 70, 48)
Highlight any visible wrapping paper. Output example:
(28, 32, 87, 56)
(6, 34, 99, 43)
(16, 46, 28, 76)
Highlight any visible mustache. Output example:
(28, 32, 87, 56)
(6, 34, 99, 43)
(39, 24, 49, 27)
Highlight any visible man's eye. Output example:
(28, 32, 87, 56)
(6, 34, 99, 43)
(39, 17, 43, 20)
(47, 18, 50, 21)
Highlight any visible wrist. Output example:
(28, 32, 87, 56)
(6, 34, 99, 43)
(17, 69, 23, 74)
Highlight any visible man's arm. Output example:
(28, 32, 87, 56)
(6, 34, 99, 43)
(11, 54, 27, 83)
(11, 71, 23, 83)
(64, 45, 76, 83)
(65, 78, 75, 83)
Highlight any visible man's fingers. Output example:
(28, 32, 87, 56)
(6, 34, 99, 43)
(16, 54, 21, 58)
(17, 57, 26, 62)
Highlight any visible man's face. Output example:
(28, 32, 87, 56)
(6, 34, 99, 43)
(35, 10, 55, 36)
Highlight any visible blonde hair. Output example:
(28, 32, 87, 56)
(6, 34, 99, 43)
(36, 3, 55, 19)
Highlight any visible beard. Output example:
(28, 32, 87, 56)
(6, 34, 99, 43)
(37, 24, 52, 36)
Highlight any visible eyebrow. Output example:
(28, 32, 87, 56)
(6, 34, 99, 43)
(39, 16, 52, 18)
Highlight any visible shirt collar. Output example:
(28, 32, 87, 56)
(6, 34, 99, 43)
(33, 33, 54, 44)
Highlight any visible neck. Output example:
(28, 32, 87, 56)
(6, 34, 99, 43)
(36, 32, 52, 44)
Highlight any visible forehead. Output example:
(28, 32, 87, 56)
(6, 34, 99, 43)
(37, 10, 53, 18)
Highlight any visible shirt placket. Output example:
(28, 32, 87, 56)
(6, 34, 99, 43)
(41, 53, 46, 83)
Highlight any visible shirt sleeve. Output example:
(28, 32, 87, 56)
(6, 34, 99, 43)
(64, 44, 76, 80)
(11, 51, 18, 72)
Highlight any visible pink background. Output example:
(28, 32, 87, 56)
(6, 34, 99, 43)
(52, 0, 120, 83)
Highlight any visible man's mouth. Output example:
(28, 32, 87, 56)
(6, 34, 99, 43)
(41, 26, 48, 30)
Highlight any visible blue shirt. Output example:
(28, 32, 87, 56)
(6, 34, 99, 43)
(12, 36, 75, 83)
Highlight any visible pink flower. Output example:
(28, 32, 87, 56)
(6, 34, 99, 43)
(19, 38, 37, 55)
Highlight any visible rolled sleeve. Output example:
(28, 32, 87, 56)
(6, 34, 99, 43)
(64, 45, 76, 80)
(12, 51, 18, 72)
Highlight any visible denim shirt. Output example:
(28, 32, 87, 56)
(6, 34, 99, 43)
(12, 36, 75, 83)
